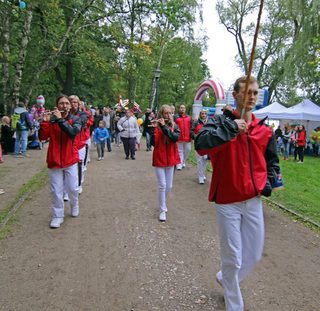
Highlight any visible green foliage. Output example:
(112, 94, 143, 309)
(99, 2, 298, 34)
(0, 0, 208, 114)
(216, 0, 320, 105)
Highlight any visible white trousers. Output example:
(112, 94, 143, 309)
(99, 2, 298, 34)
(78, 146, 86, 185)
(177, 142, 191, 167)
(155, 167, 174, 213)
(215, 197, 264, 311)
(49, 163, 79, 218)
(196, 153, 207, 182)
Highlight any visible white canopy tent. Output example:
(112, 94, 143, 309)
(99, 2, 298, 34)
(254, 99, 320, 137)
(284, 99, 320, 122)
(253, 102, 288, 119)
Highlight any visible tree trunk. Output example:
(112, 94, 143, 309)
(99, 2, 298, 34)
(1, 11, 11, 114)
(11, 10, 33, 110)
(64, 40, 74, 95)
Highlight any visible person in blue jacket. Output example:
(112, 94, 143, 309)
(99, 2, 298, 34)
(93, 120, 109, 161)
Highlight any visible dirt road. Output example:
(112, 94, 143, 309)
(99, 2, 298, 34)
(0, 143, 319, 311)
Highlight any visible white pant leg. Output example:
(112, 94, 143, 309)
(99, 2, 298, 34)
(215, 197, 264, 311)
(48, 168, 65, 219)
(177, 143, 184, 167)
(78, 146, 86, 185)
(183, 142, 191, 165)
(238, 197, 264, 282)
(64, 163, 79, 210)
(196, 153, 207, 181)
(164, 166, 174, 198)
(155, 167, 174, 213)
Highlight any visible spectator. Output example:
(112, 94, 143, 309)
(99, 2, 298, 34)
(297, 125, 307, 163)
(1, 116, 15, 154)
(14, 102, 33, 157)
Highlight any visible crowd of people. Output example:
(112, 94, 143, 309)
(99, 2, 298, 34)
(274, 123, 320, 162)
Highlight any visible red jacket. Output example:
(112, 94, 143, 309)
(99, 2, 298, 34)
(40, 114, 81, 169)
(195, 112, 280, 204)
(174, 113, 191, 142)
(83, 109, 93, 141)
(297, 130, 306, 147)
(73, 111, 89, 150)
(151, 124, 181, 167)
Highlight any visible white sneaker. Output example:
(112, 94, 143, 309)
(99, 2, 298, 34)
(78, 186, 83, 194)
(63, 194, 69, 201)
(101, 157, 104, 160)
(98, 157, 101, 161)
(216, 271, 223, 288)
(50, 218, 64, 228)
(204, 176, 207, 181)
(176, 164, 182, 170)
(71, 206, 79, 217)
(182, 163, 186, 168)
(159, 211, 166, 222)
(199, 178, 205, 184)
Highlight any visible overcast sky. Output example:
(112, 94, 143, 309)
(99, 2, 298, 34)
(200, 0, 242, 90)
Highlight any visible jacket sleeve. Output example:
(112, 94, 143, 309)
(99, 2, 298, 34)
(261, 133, 281, 197)
(150, 127, 155, 146)
(57, 116, 81, 139)
(160, 124, 180, 142)
(194, 115, 239, 151)
(39, 121, 51, 141)
(117, 118, 124, 132)
(190, 120, 197, 140)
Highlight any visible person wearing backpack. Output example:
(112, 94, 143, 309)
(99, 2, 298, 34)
(14, 102, 33, 157)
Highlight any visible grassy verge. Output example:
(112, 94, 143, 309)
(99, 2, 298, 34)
(0, 167, 48, 239)
(188, 146, 320, 225)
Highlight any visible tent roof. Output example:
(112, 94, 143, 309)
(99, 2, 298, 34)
(253, 102, 288, 119)
(285, 99, 320, 121)
(254, 99, 320, 121)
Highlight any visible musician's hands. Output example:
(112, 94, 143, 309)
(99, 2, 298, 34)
(43, 112, 51, 122)
(52, 108, 62, 119)
(234, 119, 248, 133)
(157, 118, 165, 126)
(150, 119, 158, 127)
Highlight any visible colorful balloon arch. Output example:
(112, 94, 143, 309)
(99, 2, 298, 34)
(192, 79, 226, 120)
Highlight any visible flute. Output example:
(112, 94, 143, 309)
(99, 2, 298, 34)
(43, 110, 65, 115)
(148, 119, 171, 127)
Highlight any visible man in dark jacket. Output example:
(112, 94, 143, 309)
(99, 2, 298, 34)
(14, 102, 33, 157)
(195, 76, 280, 311)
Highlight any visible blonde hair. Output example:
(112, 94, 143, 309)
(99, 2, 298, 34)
(158, 105, 173, 126)
(157, 104, 172, 119)
(69, 95, 80, 103)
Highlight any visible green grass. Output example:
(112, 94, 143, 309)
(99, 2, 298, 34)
(188, 147, 320, 225)
(0, 167, 48, 239)
(272, 157, 320, 224)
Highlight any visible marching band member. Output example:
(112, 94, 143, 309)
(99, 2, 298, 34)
(69, 95, 88, 194)
(150, 105, 180, 222)
(195, 76, 281, 311)
(40, 95, 81, 228)
(174, 104, 192, 170)
(191, 109, 208, 184)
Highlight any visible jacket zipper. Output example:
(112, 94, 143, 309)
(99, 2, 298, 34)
(247, 133, 258, 196)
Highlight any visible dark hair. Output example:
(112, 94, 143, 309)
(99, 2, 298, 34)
(18, 101, 25, 108)
(56, 95, 69, 105)
(233, 76, 258, 92)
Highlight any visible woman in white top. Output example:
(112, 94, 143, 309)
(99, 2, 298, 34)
(117, 109, 140, 159)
